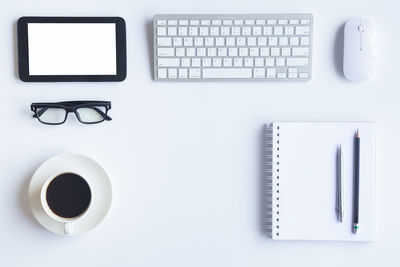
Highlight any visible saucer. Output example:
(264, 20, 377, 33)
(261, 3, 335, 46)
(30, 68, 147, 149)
(29, 153, 112, 236)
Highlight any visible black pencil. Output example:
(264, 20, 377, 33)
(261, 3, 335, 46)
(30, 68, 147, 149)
(353, 130, 360, 234)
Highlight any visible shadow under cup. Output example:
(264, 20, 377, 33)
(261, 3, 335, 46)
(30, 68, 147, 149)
(45, 173, 92, 219)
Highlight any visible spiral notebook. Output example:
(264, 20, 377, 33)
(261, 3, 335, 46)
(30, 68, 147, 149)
(265, 122, 376, 241)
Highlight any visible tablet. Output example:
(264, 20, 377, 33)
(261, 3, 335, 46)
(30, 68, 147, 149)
(18, 17, 126, 82)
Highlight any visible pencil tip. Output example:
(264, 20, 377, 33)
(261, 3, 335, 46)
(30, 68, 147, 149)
(356, 129, 360, 138)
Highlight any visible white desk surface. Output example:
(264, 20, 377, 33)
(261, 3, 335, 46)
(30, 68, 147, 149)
(0, 0, 398, 266)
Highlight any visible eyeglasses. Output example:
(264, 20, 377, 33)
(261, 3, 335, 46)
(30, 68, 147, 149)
(31, 101, 112, 125)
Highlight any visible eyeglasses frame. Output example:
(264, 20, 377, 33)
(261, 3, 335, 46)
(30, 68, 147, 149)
(31, 101, 112, 125)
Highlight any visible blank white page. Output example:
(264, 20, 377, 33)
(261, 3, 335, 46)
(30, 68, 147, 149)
(274, 122, 375, 241)
(28, 23, 117, 75)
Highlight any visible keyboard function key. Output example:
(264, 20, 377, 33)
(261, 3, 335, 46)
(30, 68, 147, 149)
(267, 19, 277, 25)
(289, 19, 299, 25)
(179, 20, 189, 25)
(190, 20, 200, 25)
(234, 19, 244, 25)
(201, 20, 211, 25)
(157, 20, 167, 26)
(223, 20, 233, 25)
(301, 19, 311, 25)
(168, 20, 178, 25)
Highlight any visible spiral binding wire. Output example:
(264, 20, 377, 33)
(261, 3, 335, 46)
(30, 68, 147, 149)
(265, 123, 279, 238)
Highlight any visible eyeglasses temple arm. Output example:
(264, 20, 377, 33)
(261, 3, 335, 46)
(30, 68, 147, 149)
(92, 107, 112, 121)
(32, 107, 48, 118)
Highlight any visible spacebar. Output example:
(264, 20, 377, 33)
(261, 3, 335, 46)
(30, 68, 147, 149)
(203, 68, 252, 79)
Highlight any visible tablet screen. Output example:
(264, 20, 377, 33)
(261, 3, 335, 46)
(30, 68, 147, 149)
(27, 23, 117, 76)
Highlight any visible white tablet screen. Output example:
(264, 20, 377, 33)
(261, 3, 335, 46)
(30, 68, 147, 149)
(27, 23, 117, 75)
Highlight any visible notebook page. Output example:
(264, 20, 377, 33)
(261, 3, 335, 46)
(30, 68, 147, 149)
(275, 122, 375, 241)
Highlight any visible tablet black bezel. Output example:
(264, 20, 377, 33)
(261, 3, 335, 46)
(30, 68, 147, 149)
(17, 16, 126, 82)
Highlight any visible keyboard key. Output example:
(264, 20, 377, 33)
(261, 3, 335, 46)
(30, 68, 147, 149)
(203, 68, 252, 78)
(254, 68, 265, 78)
(223, 20, 232, 25)
(267, 20, 277, 25)
(168, 20, 178, 25)
(233, 58, 243, 67)
(299, 72, 309, 78)
(201, 20, 211, 25)
(183, 38, 193, 46)
(285, 26, 294, 35)
(173, 37, 182, 46)
(182, 58, 191, 67)
(234, 20, 243, 25)
(189, 68, 201, 78)
(276, 58, 285, 67)
(288, 72, 298, 78)
(168, 68, 177, 78)
(289, 19, 299, 25)
(190, 20, 199, 25)
(263, 27, 273, 35)
(179, 20, 189, 25)
(292, 47, 310, 56)
(189, 27, 198, 36)
(301, 37, 310, 46)
(157, 20, 167, 26)
(158, 58, 180, 67)
(301, 19, 310, 25)
(157, 48, 174, 57)
(157, 27, 167, 36)
(176, 48, 185, 56)
(168, 27, 177, 36)
(212, 20, 222, 25)
(178, 27, 188, 36)
(277, 73, 287, 79)
(274, 26, 283, 35)
(158, 68, 167, 78)
(290, 37, 299, 46)
(287, 58, 309, 67)
(296, 26, 310, 35)
(179, 68, 188, 78)
(245, 20, 255, 25)
(157, 37, 172, 46)
(266, 68, 276, 78)
(202, 58, 212, 67)
(255, 58, 264, 67)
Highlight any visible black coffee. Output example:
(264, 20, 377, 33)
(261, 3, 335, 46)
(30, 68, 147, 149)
(46, 173, 91, 218)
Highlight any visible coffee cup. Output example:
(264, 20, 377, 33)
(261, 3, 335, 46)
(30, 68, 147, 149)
(40, 172, 92, 235)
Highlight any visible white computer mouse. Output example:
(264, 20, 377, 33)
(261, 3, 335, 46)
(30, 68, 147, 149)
(343, 18, 377, 82)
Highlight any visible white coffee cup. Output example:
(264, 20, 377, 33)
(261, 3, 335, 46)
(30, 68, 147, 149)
(40, 172, 92, 235)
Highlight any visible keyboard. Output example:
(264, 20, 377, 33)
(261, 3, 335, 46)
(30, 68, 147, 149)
(153, 14, 313, 81)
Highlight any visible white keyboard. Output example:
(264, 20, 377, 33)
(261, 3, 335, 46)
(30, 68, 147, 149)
(154, 14, 313, 81)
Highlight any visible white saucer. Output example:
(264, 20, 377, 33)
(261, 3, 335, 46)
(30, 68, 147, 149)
(29, 153, 112, 236)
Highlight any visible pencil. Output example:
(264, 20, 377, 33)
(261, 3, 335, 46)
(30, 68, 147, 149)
(353, 130, 360, 234)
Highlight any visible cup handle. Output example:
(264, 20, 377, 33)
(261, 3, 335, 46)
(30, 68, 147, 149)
(64, 222, 73, 235)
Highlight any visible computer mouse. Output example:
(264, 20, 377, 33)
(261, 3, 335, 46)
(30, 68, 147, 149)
(343, 18, 377, 82)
